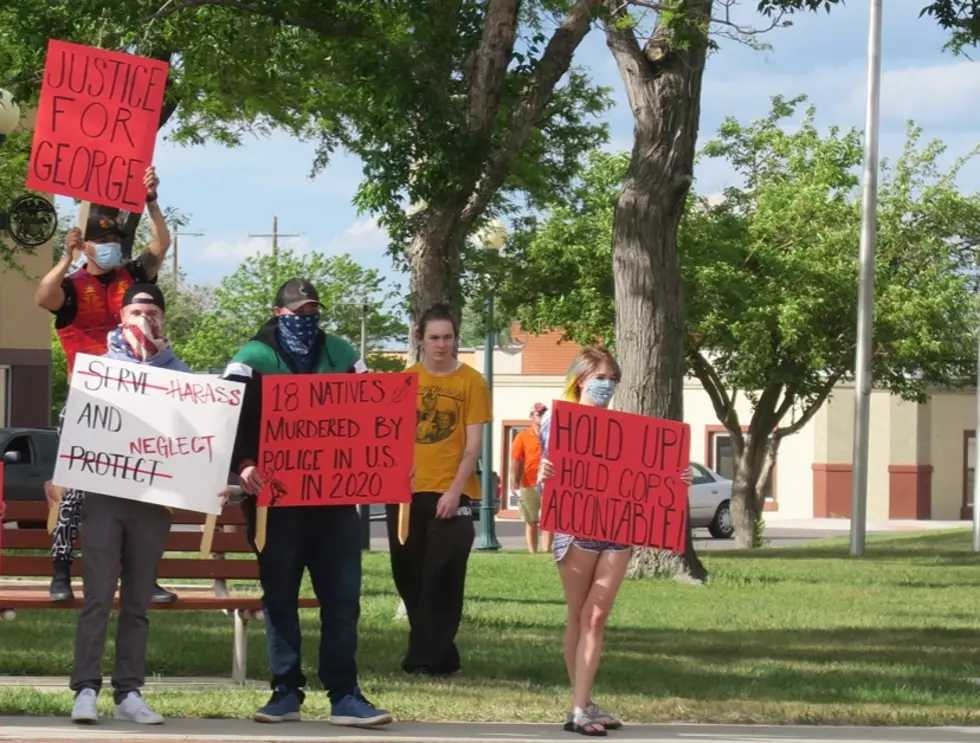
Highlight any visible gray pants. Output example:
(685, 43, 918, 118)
(70, 494, 172, 703)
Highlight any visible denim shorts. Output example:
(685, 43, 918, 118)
(553, 532, 631, 563)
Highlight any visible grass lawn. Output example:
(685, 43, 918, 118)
(1, 530, 980, 725)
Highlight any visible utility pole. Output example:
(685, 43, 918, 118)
(248, 216, 299, 278)
(171, 230, 204, 292)
(849, 0, 883, 558)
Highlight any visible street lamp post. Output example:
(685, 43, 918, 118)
(849, 0, 884, 557)
(0, 90, 20, 147)
(475, 220, 508, 552)
(171, 231, 204, 291)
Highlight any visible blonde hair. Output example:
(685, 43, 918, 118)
(562, 346, 621, 402)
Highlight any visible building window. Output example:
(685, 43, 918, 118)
(965, 431, 976, 511)
(709, 430, 774, 502)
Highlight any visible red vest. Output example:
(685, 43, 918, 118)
(57, 267, 136, 375)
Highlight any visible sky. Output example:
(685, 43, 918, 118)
(63, 2, 979, 296)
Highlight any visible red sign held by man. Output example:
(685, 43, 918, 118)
(258, 373, 417, 508)
(541, 401, 690, 553)
(27, 40, 169, 212)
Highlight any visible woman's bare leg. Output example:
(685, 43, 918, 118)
(557, 545, 601, 689)
(571, 549, 631, 711)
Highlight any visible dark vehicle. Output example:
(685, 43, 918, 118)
(1, 427, 59, 502)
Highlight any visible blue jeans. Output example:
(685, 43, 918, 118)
(253, 504, 361, 703)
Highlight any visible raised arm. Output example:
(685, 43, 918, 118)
(35, 228, 82, 311)
(138, 167, 170, 280)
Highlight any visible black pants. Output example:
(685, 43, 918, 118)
(385, 492, 475, 674)
(247, 502, 362, 703)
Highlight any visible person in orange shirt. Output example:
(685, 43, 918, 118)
(510, 403, 552, 554)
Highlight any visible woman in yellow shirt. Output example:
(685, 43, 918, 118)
(386, 302, 492, 677)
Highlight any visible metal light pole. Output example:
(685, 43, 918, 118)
(171, 231, 204, 291)
(849, 0, 883, 558)
(358, 301, 372, 551)
(974, 319, 980, 551)
(474, 220, 507, 552)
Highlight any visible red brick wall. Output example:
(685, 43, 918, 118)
(510, 324, 583, 375)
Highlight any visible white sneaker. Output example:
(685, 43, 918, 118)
(71, 689, 98, 724)
(114, 692, 164, 725)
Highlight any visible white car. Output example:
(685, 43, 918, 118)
(688, 462, 734, 539)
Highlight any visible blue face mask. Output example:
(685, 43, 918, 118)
(91, 242, 123, 270)
(585, 378, 617, 408)
(278, 312, 320, 357)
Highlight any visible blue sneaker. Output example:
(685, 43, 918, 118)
(253, 686, 301, 723)
(329, 689, 393, 727)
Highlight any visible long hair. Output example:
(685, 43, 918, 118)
(562, 346, 621, 402)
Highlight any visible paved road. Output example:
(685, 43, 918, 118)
(2, 718, 980, 743)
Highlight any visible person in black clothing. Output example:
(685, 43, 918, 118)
(222, 279, 392, 728)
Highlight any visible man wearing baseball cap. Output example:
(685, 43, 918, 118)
(221, 279, 390, 727)
(69, 284, 192, 726)
(510, 402, 552, 554)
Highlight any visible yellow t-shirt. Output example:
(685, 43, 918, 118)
(411, 361, 492, 500)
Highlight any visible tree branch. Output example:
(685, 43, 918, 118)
(774, 372, 843, 439)
(148, 0, 358, 37)
(690, 350, 745, 452)
(628, 0, 786, 37)
(467, 0, 521, 138)
(461, 0, 603, 224)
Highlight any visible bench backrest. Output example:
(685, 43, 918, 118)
(0, 501, 259, 581)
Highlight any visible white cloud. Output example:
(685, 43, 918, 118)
(324, 217, 390, 255)
(200, 235, 309, 261)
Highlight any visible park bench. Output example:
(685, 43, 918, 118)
(0, 500, 317, 684)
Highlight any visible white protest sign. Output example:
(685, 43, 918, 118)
(53, 353, 245, 515)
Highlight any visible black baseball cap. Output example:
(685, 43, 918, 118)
(275, 278, 323, 311)
(84, 212, 128, 242)
(122, 283, 166, 313)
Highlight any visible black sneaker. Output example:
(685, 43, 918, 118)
(151, 583, 178, 604)
(50, 561, 74, 603)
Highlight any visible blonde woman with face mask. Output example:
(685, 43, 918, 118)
(538, 346, 692, 737)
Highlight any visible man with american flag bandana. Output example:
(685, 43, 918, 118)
(67, 283, 198, 726)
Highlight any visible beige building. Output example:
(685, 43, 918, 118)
(0, 107, 54, 429)
(450, 327, 974, 523)
(0, 233, 54, 428)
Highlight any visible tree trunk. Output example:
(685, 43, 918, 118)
(730, 463, 760, 550)
(606, 0, 713, 583)
(405, 203, 468, 363)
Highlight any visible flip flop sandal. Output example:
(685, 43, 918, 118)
(563, 711, 606, 737)
(586, 701, 623, 730)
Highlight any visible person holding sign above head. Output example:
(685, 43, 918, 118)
(537, 347, 693, 737)
(36, 166, 170, 377)
(37, 167, 176, 606)
(69, 284, 192, 727)
(221, 278, 392, 728)
(386, 303, 492, 678)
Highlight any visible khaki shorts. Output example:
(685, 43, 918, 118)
(519, 487, 541, 523)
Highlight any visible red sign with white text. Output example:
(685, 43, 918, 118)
(257, 373, 417, 507)
(541, 401, 690, 553)
(27, 39, 169, 212)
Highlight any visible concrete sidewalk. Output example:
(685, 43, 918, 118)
(2, 718, 980, 743)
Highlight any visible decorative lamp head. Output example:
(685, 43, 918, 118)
(0, 90, 20, 147)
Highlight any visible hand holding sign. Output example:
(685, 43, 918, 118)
(144, 165, 159, 202)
